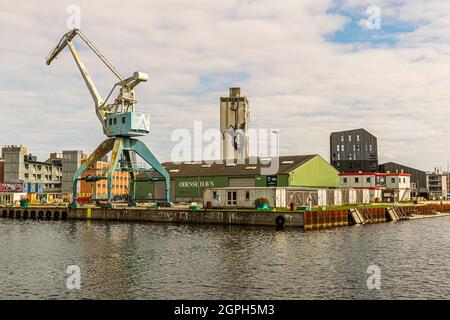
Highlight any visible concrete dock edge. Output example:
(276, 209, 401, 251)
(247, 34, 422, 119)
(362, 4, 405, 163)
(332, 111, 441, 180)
(68, 207, 305, 227)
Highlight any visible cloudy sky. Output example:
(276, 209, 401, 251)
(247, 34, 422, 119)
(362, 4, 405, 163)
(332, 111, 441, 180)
(1, 0, 450, 171)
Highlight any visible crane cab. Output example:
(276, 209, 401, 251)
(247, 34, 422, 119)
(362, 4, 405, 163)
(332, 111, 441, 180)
(104, 112, 150, 137)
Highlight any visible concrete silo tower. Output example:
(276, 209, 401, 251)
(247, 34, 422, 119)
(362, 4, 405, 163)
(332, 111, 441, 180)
(220, 88, 250, 161)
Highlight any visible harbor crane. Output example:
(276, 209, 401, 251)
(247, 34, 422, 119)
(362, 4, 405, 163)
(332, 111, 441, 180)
(46, 28, 171, 208)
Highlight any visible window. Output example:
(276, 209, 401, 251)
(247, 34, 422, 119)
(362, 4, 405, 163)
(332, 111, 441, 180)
(340, 135, 344, 142)
(122, 117, 126, 124)
(367, 177, 371, 183)
(353, 145, 356, 152)
(369, 144, 373, 152)
(245, 191, 250, 200)
(337, 154, 340, 160)
(348, 134, 352, 142)
(227, 191, 237, 205)
(391, 178, 395, 183)
(343, 177, 347, 183)
(403, 178, 406, 183)
(109, 118, 113, 126)
(356, 144, 361, 152)
(113, 118, 117, 125)
(341, 145, 344, 152)
(212, 191, 220, 201)
(355, 177, 359, 183)
(348, 153, 353, 160)
(356, 134, 360, 142)
(337, 145, 340, 152)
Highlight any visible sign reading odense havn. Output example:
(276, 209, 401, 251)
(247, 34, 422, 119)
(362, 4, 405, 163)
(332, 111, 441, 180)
(178, 180, 216, 188)
(174, 176, 229, 198)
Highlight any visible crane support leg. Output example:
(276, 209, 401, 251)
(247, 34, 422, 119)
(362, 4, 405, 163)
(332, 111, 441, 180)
(106, 138, 124, 206)
(123, 149, 137, 207)
(69, 138, 115, 208)
(124, 138, 171, 205)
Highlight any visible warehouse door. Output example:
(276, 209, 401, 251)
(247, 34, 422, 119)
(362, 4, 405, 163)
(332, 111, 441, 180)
(229, 177, 255, 188)
(153, 180, 175, 201)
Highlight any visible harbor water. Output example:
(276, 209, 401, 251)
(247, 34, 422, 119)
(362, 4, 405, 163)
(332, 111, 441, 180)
(1, 218, 450, 299)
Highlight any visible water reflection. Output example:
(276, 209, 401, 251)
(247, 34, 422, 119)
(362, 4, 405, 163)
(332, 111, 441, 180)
(1, 218, 450, 299)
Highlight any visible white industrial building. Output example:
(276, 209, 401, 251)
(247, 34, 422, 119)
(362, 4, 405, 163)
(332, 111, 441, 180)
(203, 187, 371, 209)
(339, 172, 411, 202)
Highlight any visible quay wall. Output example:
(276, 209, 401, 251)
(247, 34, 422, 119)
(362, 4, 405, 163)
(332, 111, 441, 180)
(0, 206, 304, 228)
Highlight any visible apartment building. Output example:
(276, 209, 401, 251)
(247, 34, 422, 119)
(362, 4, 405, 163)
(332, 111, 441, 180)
(330, 128, 378, 172)
(0, 158, 4, 183)
(80, 161, 130, 200)
(2, 145, 62, 195)
(62, 150, 86, 194)
(427, 168, 448, 200)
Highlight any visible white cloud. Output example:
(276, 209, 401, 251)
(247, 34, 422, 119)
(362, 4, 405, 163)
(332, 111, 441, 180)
(1, 0, 450, 171)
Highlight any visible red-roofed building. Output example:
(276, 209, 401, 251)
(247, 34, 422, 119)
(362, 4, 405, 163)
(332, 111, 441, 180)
(339, 172, 411, 202)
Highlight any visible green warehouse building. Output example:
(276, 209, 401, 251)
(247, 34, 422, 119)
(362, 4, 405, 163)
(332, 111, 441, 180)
(135, 154, 340, 203)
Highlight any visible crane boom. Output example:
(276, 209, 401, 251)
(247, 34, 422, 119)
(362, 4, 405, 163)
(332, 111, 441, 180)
(66, 41, 106, 126)
(46, 29, 107, 129)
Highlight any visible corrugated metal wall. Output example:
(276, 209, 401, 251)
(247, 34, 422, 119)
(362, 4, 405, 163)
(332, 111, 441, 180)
(153, 181, 175, 201)
(229, 177, 255, 187)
